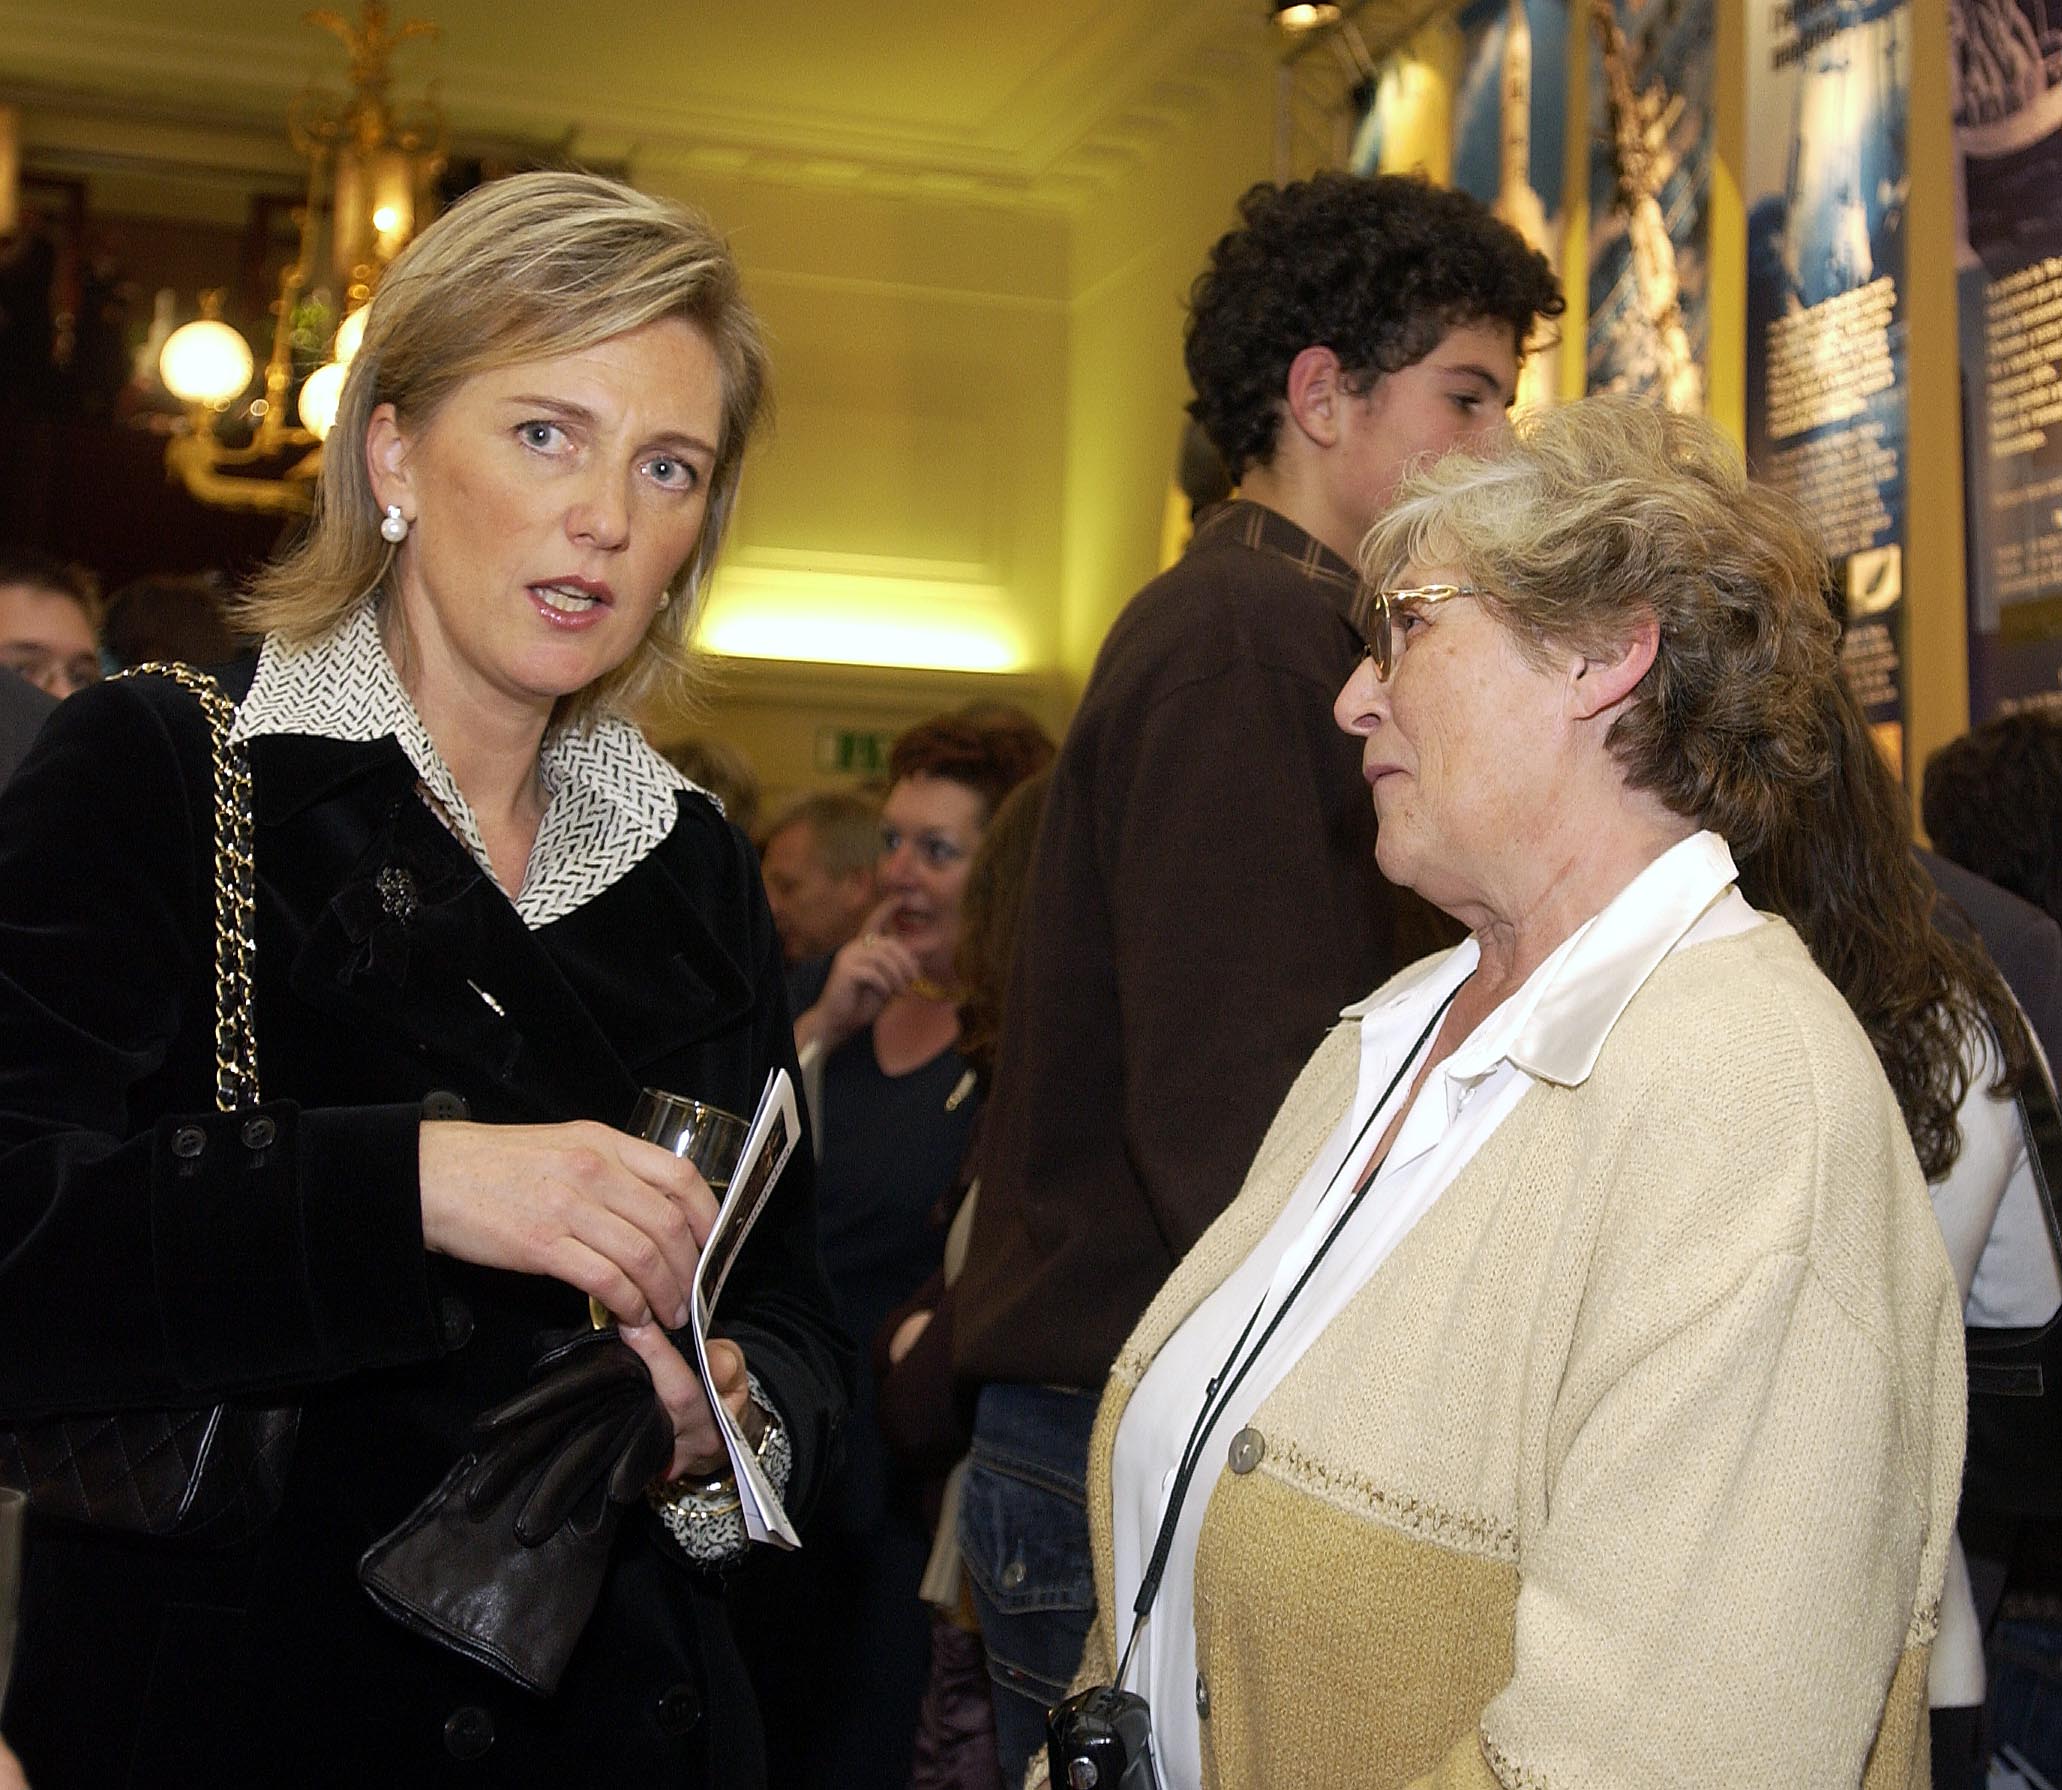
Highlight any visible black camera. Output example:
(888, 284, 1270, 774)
(1045, 1684, 1162, 1790)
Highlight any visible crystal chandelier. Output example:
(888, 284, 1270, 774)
(158, 3, 445, 514)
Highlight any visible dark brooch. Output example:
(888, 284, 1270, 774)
(376, 864, 420, 924)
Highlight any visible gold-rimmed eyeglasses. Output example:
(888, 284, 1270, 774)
(1354, 584, 1485, 679)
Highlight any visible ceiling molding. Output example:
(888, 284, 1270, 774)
(0, 0, 1278, 214)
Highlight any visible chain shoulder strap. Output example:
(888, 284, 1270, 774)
(110, 662, 260, 1114)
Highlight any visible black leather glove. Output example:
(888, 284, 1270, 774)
(463, 1328, 674, 1543)
(357, 1327, 676, 1696)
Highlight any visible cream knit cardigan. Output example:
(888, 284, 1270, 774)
(1039, 921, 1965, 1790)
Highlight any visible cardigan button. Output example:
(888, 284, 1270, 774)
(170, 1125, 207, 1159)
(1196, 1669, 1212, 1719)
(1227, 1427, 1266, 1474)
(442, 1705, 494, 1760)
(240, 1115, 276, 1152)
(421, 1089, 470, 1122)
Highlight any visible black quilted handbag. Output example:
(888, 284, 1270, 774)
(0, 664, 299, 1548)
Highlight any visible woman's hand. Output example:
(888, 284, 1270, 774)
(418, 1120, 720, 1328)
(619, 1321, 755, 1480)
(793, 895, 920, 1056)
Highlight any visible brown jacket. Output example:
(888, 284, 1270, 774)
(954, 501, 1398, 1390)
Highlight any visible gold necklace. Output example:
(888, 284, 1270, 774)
(908, 974, 963, 1004)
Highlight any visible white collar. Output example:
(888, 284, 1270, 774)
(1342, 830, 1744, 1088)
(230, 599, 716, 928)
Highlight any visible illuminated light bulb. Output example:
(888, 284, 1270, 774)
(159, 319, 255, 406)
(372, 204, 402, 235)
(333, 306, 368, 365)
(1273, 1, 1342, 27)
(298, 361, 348, 439)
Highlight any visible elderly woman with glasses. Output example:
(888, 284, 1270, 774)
(1038, 399, 1966, 1790)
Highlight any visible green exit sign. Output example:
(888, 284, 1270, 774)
(815, 727, 895, 775)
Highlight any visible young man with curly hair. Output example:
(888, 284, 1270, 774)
(952, 171, 1562, 1777)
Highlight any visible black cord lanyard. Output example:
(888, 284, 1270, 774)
(1115, 982, 1461, 1690)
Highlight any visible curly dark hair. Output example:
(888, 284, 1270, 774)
(1923, 710, 2062, 931)
(1738, 674, 2030, 1182)
(1183, 172, 1563, 478)
(887, 712, 1055, 825)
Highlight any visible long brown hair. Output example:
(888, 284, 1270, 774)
(1738, 674, 2030, 1180)
(953, 770, 1051, 1083)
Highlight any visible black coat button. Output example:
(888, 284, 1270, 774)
(438, 1295, 475, 1351)
(421, 1089, 470, 1122)
(240, 1115, 276, 1151)
(170, 1126, 206, 1159)
(442, 1705, 494, 1760)
(653, 1682, 702, 1737)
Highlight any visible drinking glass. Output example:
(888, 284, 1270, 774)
(588, 1088, 751, 1329)
(0, 1484, 23, 1712)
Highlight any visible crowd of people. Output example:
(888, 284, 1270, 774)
(0, 162, 2057, 1790)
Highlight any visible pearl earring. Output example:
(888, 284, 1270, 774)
(379, 504, 409, 544)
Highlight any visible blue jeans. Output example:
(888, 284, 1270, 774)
(1990, 1616, 2062, 1784)
(959, 1384, 1101, 1783)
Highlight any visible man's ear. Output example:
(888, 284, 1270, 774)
(1281, 345, 1350, 452)
(1569, 612, 1660, 721)
(365, 402, 417, 516)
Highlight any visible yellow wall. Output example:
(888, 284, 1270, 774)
(635, 78, 1283, 807)
(1901, 0, 1970, 811)
(1708, 0, 1747, 449)
(638, 168, 1069, 679)
(624, 169, 1079, 807)
(1058, 73, 1276, 683)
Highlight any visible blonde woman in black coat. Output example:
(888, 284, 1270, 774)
(0, 172, 847, 1789)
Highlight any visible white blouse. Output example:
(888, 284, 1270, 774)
(1108, 831, 1761, 1790)
(1926, 1019, 2062, 1707)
